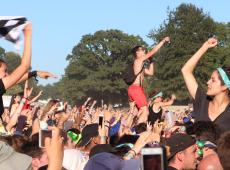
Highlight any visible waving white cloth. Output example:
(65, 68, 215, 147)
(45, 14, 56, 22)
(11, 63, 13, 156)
(0, 16, 29, 48)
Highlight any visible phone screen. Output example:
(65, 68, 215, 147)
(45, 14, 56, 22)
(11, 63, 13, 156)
(99, 116, 103, 127)
(39, 129, 52, 148)
(141, 148, 166, 170)
(143, 155, 162, 170)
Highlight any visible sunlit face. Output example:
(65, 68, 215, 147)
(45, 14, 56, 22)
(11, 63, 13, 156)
(154, 96, 163, 103)
(135, 47, 146, 58)
(0, 63, 8, 79)
(183, 145, 197, 169)
(14, 95, 21, 103)
(207, 70, 226, 96)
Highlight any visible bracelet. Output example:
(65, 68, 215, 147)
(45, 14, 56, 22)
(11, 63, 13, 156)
(21, 98, 26, 104)
(28, 70, 37, 78)
(124, 152, 135, 159)
(105, 120, 110, 124)
(28, 71, 38, 81)
(129, 149, 137, 156)
(100, 136, 107, 141)
(104, 124, 110, 128)
(22, 96, 29, 100)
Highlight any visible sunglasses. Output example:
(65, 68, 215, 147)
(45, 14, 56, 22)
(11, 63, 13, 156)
(196, 141, 205, 157)
(196, 140, 217, 157)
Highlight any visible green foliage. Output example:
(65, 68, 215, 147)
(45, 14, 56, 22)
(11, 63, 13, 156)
(3, 3, 230, 105)
(60, 29, 147, 105)
(147, 3, 230, 102)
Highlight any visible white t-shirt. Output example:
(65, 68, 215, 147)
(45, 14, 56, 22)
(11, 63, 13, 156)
(62, 149, 88, 170)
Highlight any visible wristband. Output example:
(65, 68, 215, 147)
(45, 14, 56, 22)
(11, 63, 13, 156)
(105, 124, 110, 128)
(28, 71, 38, 81)
(105, 120, 110, 124)
(100, 136, 107, 141)
(129, 149, 137, 156)
(124, 152, 135, 159)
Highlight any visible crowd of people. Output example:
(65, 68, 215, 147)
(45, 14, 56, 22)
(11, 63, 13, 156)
(0, 22, 230, 170)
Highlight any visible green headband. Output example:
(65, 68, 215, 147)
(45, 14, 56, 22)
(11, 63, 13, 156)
(115, 143, 134, 149)
(67, 131, 82, 144)
(151, 91, 163, 100)
(217, 67, 230, 90)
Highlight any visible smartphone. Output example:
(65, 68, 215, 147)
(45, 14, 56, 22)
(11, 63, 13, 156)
(99, 112, 104, 127)
(39, 129, 52, 148)
(141, 147, 167, 170)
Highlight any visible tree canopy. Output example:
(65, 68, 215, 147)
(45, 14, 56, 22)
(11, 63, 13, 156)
(147, 3, 230, 102)
(1, 3, 230, 105)
(59, 29, 147, 105)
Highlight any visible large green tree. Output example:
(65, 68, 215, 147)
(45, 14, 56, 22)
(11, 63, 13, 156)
(60, 29, 147, 105)
(147, 3, 230, 102)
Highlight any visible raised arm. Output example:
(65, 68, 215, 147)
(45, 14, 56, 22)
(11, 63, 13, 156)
(144, 62, 154, 76)
(159, 94, 176, 107)
(181, 38, 218, 99)
(28, 90, 43, 104)
(16, 70, 57, 84)
(2, 24, 32, 89)
(142, 37, 170, 61)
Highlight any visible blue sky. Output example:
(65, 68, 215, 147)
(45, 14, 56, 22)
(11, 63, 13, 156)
(1, 0, 229, 85)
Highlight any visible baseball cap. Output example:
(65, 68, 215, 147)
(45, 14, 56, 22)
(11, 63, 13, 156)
(78, 123, 99, 147)
(84, 152, 140, 170)
(0, 141, 32, 170)
(165, 133, 195, 160)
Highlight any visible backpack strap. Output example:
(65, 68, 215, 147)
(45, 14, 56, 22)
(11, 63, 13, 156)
(134, 64, 144, 86)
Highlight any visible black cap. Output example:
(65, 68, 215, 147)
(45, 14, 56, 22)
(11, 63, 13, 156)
(78, 123, 99, 147)
(165, 133, 195, 160)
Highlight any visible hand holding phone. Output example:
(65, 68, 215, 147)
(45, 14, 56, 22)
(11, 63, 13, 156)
(99, 112, 104, 127)
(39, 129, 52, 148)
(141, 147, 167, 170)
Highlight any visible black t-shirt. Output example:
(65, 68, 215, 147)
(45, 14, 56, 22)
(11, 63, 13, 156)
(167, 166, 178, 170)
(148, 105, 162, 125)
(0, 79, 6, 117)
(193, 86, 230, 133)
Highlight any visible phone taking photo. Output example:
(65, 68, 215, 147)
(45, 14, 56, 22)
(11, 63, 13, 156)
(141, 147, 167, 170)
(99, 112, 104, 127)
(39, 129, 52, 148)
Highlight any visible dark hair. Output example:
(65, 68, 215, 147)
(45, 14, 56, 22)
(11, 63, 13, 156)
(116, 134, 139, 146)
(9, 92, 23, 113)
(0, 135, 28, 153)
(131, 45, 146, 57)
(21, 140, 43, 158)
(217, 131, 230, 170)
(0, 58, 6, 67)
(112, 145, 131, 158)
(134, 123, 147, 134)
(186, 121, 221, 144)
(217, 66, 230, 89)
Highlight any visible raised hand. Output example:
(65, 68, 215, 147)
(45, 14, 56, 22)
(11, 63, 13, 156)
(203, 38, 218, 48)
(147, 121, 153, 132)
(171, 94, 176, 100)
(23, 23, 32, 36)
(45, 126, 64, 170)
(163, 36, 170, 43)
(38, 90, 43, 96)
(37, 71, 57, 79)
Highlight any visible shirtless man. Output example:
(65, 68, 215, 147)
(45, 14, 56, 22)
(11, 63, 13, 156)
(128, 37, 170, 123)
